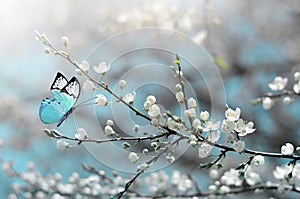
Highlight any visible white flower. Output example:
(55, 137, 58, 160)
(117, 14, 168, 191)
(268, 76, 288, 91)
(225, 107, 241, 121)
(273, 164, 292, 180)
(293, 82, 300, 94)
(178, 178, 193, 192)
(192, 119, 201, 129)
(251, 155, 265, 167)
(106, 119, 114, 126)
(95, 94, 107, 106)
(57, 183, 74, 194)
(123, 91, 136, 104)
(119, 80, 126, 89)
(148, 104, 161, 118)
(189, 135, 197, 142)
(245, 167, 261, 185)
(294, 72, 300, 81)
(221, 168, 242, 186)
(293, 163, 300, 179)
(184, 108, 196, 119)
(151, 118, 159, 126)
(200, 111, 209, 121)
(93, 61, 110, 74)
(171, 171, 181, 185)
(76, 60, 90, 75)
(203, 120, 220, 131)
(262, 97, 273, 110)
(198, 143, 212, 158)
(128, 152, 139, 163)
(166, 155, 175, 163)
(146, 95, 156, 105)
(208, 185, 217, 192)
(104, 125, 115, 136)
(175, 91, 184, 103)
(233, 140, 245, 153)
(167, 118, 178, 130)
(175, 84, 182, 91)
(82, 80, 96, 92)
(61, 36, 69, 47)
(75, 128, 87, 140)
(221, 119, 236, 134)
(207, 131, 220, 143)
(226, 133, 236, 143)
(144, 100, 152, 111)
(283, 96, 293, 105)
(137, 163, 149, 172)
(235, 119, 256, 136)
(142, 148, 148, 154)
(209, 169, 219, 180)
(281, 143, 294, 155)
(56, 140, 69, 150)
(187, 97, 197, 108)
(219, 185, 230, 194)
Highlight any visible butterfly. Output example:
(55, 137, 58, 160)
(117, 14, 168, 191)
(39, 72, 81, 127)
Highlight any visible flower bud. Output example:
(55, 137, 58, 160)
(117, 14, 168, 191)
(104, 125, 115, 136)
(146, 95, 156, 105)
(187, 97, 197, 108)
(61, 36, 69, 47)
(175, 91, 184, 103)
(119, 80, 126, 89)
(96, 94, 107, 106)
(128, 152, 139, 163)
(200, 111, 209, 121)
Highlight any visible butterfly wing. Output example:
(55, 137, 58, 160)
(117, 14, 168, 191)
(50, 74, 80, 111)
(39, 72, 81, 125)
(59, 76, 81, 110)
(39, 97, 67, 124)
(50, 72, 68, 103)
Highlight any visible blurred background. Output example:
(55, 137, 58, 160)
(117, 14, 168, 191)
(1, 0, 300, 198)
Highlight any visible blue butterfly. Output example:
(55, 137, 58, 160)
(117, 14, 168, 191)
(39, 72, 81, 127)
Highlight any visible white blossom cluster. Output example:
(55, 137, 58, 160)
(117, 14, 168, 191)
(261, 72, 300, 110)
(208, 166, 262, 195)
(144, 170, 195, 195)
(97, 1, 216, 43)
(2, 161, 141, 199)
(32, 33, 300, 198)
(2, 159, 207, 199)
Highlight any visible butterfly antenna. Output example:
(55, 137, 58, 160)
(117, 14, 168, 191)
(76, 96, 97, 107)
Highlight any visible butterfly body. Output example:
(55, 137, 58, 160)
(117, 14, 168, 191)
(39, 72, 80, 127)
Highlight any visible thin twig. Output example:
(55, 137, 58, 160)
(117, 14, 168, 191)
(116, 137, 184, 198)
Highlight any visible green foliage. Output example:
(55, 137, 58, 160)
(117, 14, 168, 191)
(199, 162, 214, 169)
(251, 98, 261, 106)
(214, 56, 229, 70)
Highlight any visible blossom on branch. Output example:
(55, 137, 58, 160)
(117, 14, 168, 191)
(56, 140, 69, 150)
(123, 91, 136, 104)
(281, 143, 294, 155)
(198, 143, 212, 158)
(93, 61, 110, 74)
(268, 76, 288, 91)
(82, 80, 96, 92)
(225, 107, 241, 122)
(75, 128, 88, 140)
(95, 94, 108, 106)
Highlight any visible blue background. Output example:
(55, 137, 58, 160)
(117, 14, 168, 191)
(1, 0, 300, 198)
